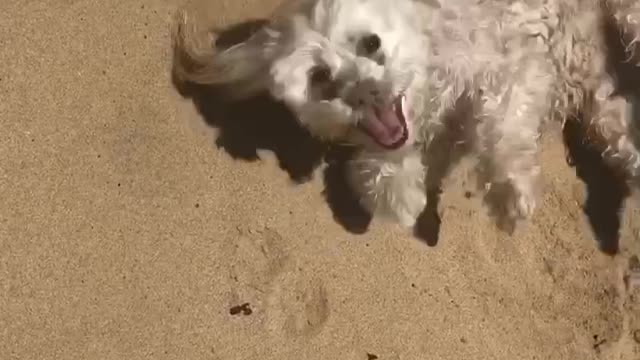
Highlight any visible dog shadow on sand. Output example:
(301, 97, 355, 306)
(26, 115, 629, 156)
(172, 18, 638, 252)
(172, 20, 368, 236)
(562, 11, 640, 256)
(563, 115, 629, 256)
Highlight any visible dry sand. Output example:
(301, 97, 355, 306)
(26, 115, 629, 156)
(2, 0, 640, 359)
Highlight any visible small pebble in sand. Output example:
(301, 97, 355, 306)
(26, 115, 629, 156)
(229, 303, 252, 316)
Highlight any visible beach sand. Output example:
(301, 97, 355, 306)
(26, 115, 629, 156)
(1, 0, 640, 358)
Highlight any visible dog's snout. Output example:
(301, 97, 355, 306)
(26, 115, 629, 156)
(336, 57, 387, 107)
(347, 79, 384, 107)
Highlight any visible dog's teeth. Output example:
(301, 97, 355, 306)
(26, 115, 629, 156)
(401, 95, 408, 119)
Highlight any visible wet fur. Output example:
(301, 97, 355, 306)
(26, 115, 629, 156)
(173, 0, 640, 234)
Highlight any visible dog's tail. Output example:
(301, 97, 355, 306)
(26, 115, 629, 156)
(171, 9, 277, 96)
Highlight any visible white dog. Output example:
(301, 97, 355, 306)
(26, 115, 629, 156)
(173, 0, 640, 233)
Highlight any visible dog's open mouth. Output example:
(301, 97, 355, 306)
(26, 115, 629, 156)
(358, 94, 409, 150)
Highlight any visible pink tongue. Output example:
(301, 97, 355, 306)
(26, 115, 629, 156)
(362, 102, 404, 147)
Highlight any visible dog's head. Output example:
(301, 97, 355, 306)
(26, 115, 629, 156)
(176, 0, 430, 150)
(265, 0, 429, 151)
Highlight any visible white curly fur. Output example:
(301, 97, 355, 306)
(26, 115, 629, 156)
(173, 0, 640, 232)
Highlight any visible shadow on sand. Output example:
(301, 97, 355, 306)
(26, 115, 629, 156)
(172, 19, 374, 235)
(171, 14, 639, 251)
(563, 114, 629, 256)
(560, 9, 640, 255)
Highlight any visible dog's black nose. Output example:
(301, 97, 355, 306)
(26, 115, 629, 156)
(359, 33, 381, 55)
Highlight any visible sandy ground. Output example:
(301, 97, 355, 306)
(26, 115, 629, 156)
(2, 0, 640, 359)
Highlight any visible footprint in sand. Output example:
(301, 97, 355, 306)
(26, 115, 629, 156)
(625, 255, 640, 292)
(225, 225, 291, 316)
(265, 273, 330, 338)
(594, 255, 640, 358)
(621, 255, 640, 354)
(226, 225, 330, 337)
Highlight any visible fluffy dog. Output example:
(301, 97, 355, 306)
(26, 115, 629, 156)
(173, 0, 640, 234)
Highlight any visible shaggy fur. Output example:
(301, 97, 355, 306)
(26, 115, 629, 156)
(173, 0, 640, 233)
(589, 0, 640, 179)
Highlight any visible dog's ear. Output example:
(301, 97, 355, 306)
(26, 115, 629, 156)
(171, 9, 285, 98)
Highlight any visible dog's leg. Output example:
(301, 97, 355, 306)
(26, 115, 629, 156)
(475, 56, 553, 232)
(589, 85, 640, 181)
(617, 3, 640, 155)
(346, 149, 426, 228)
(606, 0, 640, 65)
(414, 95, 477, 244)
(564, 86, 634, 254)
(602, 0, 640, 149)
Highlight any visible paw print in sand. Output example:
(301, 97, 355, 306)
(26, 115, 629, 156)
(228, 226, 290, 291)
(625, 255, 640, 292)
(266, 274, 330, 338)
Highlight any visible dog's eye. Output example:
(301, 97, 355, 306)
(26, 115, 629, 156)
(359, 34, 381, 55)
(309, 65, 332, 85)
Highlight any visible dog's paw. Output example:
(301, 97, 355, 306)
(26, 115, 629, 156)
(514, 186, 536, 220)
(397, 210, 420, 228)
(390, 187, 426, 228)
(484, 179, 536, 234)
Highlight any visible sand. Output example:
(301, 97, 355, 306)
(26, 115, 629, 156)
(1, 0, 640, 359)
